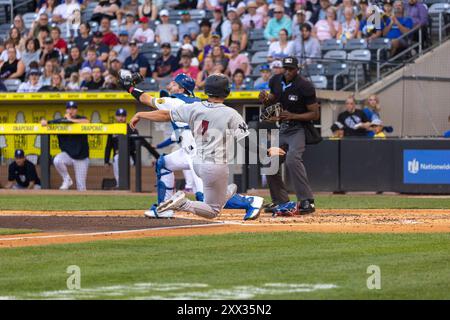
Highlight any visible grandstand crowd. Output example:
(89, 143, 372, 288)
(0, 0, 435, 92)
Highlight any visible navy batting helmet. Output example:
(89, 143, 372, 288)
(174, 73, 195, 96)
(204, 74, 230, 98)
(66, 101, 78, 109)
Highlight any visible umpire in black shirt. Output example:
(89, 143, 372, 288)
(41, 101, 90, 191)
(105, 108, 160, 188)
(259, 56, 319, 215)
(5, 149, 41, 189)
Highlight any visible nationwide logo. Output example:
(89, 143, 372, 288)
(408, 159, 419, 174)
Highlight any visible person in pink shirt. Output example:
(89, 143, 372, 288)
(242, 2, 264, 29)
(314, 6, 340, 42)
(227, 41, 251, 76)
(172, 54, 199, 80)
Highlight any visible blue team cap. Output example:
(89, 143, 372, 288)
(116, 108, 127, 116)
(15, 149, 25, 158)
(66, 101, 78, 109)
(260, 64, 270, 71)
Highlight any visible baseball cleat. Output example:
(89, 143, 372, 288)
(243, 196, 264, 220)
(298, 199, 316, 215)
(157, 191, 187, 212)
(272, 201, 298, 217)
(144, 204, 174, 219)
(263, 202, 278, 213)
(59, 178, 73, 190)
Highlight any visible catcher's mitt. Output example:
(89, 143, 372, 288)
(260, 103, 282, 121)
(118, 69, 144, 91)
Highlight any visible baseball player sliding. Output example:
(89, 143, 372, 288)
(120, 71, 263, 220)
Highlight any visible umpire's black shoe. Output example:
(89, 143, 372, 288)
(298, 199, 316, 215)
(263, 202, 277, 213)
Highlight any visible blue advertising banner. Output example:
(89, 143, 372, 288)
(403, 150, 450, 184)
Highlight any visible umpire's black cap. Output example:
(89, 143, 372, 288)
(66, 101, 78, 109)
(116, 108, 127, 116)
(14, 149, 25, 159)
(282, 57, 299, 69)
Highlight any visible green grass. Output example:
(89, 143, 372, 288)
(0, 232, 449, 299)
(0, 228, 39, 236)
(0, 194, 449, 211)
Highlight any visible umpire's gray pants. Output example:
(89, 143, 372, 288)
(266, 126, 314, 203)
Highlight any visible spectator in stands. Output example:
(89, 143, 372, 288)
(79, 67, 92, 88)
(178, 11, 200, 42)
(357, 0, 383, 40)
(100, 18, 119, 48)
(155, 10, 178, 44)
(337, 6, 359, 42)
(383, 0, 413, 56)
(269, 0, 293, 18)
(66, 72, 80, 91)
(113, 30, 131, 63)
(8, 27, 26, 54)
(22, 39, 41, 72)
(74, 23, 92, 53)
(5, 149, 41, 190)
(102, 71, 120, 90)
(337, 95, 371, 137)
(211, 7, 225, 38)
(0, 47, 25, 80)
(242, 1, 264, 29)
(227, 41, 250, 76)
(294, 24, 321, 65)
(337, 0, 356, 24)
(36, 26, 50, 50)
(225, 19, 248, 51)
(230, 69, 247, 90)
(362, 94, 381, 122)
(221, 8, 239, 41)
(254, 64, 272, 90)
(36, 0, 58, 20)
(173, 53, 199, 79)
(199, 32, 230, 61)
(256, 0, 270, 23)
(370, 119, 386, 139)
(108, 57, 123, 75)
(270, 60, 283, 75)
(264, 6, 292, 41)
(311, 0, 331, 24)
(132, 17, 155, 44)
(0, 40, 22, 64)
(64, 46, 84, 79)
(404, 0, 428, 29)
(153, 42, 179, 82)
(13, 15, 29, 38)
(50, 73, 65, 91)
(174, 0, 198, 10)
(196, 55, 214, 89)
(209, 45, 230, 72)
(39, 37, 62, 67)
(51, 27, 68, 55)
(52, 0, 81, 24)
(330, 121, 345, 139)
(91, 0, 120, 23)
(292, 9, 313, 40)
(123, 12, 139, 38)
(39, 59, 55, 86)
(177, 43, 200, 66)
(196, 19, 213, 52)
(82, 66, 104, 90)
(197, 0, 221, 11)
(138, 0, 158, 21)
(91, 31, 110, 62)
(123, 40, 150, 79)
(268, 28, 294, 62)
(29, 13, 50, 38)
(225, 0, 247, 16)
(314, 6, 339, 42)
(82, 47, 105, 72)
(17, 69, 42, 92)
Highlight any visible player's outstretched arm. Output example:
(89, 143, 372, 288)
(130, 110, 171, 129)
(119, 70, 156, 108)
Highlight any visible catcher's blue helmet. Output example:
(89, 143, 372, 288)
(66, 101, 78, 109)
(174, 73, 195, 96)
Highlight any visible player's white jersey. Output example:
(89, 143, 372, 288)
(170, 101, 249, 164)
(153, 96, 196, 154)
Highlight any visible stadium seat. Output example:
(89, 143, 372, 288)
(323, 50, 347, 60)
(170, 42, 182, 55)
(244, 77, 254, 89)
(249, 40, 270, 53)
(142, 52, 158, 65)
(89, 21, 99, 32)
(321, 39, 344, 51)
(249, 29, 265, 41)
(22, 12, 37, 29)
(250, 51, 268, 65)
(0, 23, 11, 35)
(347, 49, 371, 61)
(309, 75, 328, 89)
(140, 42, 160, 53)
(344, 39, 367, 50)
(325, 62, 349, 90)
(429, 2, 450, 12)
(305, 63, 325, 76)
(140, 78, 159, 91)
(368, 38, 392, 50)
(4, 79, 22, 92)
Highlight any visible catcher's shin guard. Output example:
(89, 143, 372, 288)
(155, 155, 174, 204)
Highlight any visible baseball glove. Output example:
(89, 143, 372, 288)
(119, 69, 144, 91)
(260, 103, 282, 121)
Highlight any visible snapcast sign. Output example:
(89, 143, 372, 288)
(403, 150, 450, 184)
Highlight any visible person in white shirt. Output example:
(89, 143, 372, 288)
(17, 69, 42, 93)
(52, 0, 80, 24)
(113, 30, 131, 63)
(221, 8, 239, 41)
(197, 0, 220, 10)
(132, 17, 155, 44)
(268, 28, 295, 62)
(155, 10, 178, 44)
